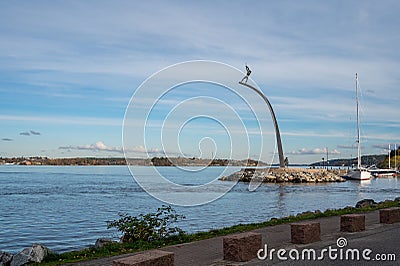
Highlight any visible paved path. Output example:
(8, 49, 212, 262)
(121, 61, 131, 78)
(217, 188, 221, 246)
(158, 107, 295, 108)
(65, 210, 399, 265)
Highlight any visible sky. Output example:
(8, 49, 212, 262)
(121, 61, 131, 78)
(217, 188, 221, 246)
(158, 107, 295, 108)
(0, 0, 399, 164)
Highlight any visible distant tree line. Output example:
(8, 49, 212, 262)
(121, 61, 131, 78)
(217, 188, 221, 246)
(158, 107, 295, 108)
(0, 157, 128, 165)
(1, 156, 266, 167)
(311, 154, 387, 167)
(151, 157, 173, 166)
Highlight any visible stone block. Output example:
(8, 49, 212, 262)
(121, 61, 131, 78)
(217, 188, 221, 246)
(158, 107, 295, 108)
(113, 250, 174, 266)
(380, 207, 400, 224)
(340, 214, 365, 232)
(291, 222, 320, 244)
(223, 232, 262, 262)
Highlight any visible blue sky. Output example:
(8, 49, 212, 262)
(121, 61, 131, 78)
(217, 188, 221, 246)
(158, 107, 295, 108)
(1, 1, 399, 164)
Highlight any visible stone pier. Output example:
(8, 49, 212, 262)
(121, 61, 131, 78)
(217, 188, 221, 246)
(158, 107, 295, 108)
(220, 168, 346, 183)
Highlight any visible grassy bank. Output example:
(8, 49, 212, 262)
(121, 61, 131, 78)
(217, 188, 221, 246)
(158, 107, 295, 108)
(40, 199, 400, 265)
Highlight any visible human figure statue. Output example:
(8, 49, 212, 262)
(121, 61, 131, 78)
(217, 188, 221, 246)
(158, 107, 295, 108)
(240, 65, 252, 83)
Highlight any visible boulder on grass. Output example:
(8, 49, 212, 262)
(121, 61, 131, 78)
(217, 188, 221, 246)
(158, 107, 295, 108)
(11, 243, 49, 266)
(95, 238, 117, 248)
(355, 199, 376, 208)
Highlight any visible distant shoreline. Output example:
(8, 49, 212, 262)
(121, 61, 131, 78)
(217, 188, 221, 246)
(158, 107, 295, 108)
(0, 156, 264, 167)
(0, 153, 387, 167)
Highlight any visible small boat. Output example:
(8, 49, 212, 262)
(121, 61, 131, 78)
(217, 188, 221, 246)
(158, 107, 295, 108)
(344, 73, 371, 181)
(368, 165, 398, 178)
(367, 144, 400, 178)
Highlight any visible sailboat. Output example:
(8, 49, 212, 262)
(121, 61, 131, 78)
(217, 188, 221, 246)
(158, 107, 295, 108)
(344, 73, 371, 180)
(369, 144, 399, 178)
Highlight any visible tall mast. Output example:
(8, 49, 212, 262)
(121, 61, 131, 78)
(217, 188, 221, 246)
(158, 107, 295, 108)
(356, 73, 361, 169)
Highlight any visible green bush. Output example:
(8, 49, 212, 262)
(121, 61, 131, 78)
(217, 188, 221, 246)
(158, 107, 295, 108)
(107, 205, 186, 243)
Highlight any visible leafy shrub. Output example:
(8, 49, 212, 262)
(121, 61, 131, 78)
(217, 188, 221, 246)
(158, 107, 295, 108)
(107, 205, 185, 243)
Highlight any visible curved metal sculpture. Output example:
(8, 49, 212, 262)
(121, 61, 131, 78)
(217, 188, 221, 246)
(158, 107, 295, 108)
(239, 81, 285, 168)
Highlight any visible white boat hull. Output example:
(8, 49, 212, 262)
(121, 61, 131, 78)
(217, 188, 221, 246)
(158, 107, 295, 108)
(369, 168, 398, 178)
(345, 169, 371, 180)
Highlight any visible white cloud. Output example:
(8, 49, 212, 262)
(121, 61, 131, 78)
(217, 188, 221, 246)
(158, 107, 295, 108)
(58, 141, 169, 157)
(288, 147, 341, 155)
(283, 130, 347, 139)
(59, 141, 122, 153)
(337, 144, 356, 149)
(0, 114, 122, 126)
(372, 143, 400, 150)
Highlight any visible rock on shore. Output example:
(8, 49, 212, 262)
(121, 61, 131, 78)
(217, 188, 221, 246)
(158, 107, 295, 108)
(0, 251, 13, 266)
(220, 168, 346, 183)
(0, 243, 49, 266)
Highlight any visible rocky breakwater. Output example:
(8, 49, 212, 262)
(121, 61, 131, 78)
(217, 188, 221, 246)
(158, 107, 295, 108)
(220, 168, 346, 183)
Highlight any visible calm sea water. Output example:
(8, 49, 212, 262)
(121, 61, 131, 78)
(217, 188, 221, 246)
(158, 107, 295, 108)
(0, 165, 399, 253)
